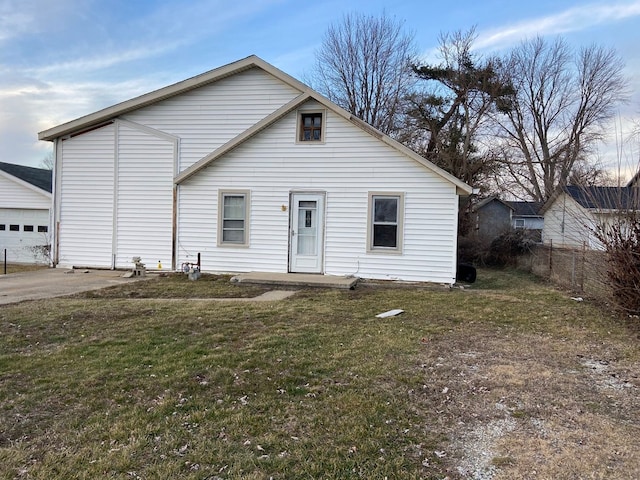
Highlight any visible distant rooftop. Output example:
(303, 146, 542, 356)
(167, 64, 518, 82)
(565, 185, 637, 210)
(506, 201, 543, 217)
(0, 162, 52, 193)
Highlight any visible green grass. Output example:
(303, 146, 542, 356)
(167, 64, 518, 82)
(0, 269, 638, 479)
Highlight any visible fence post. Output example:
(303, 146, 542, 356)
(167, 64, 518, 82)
(3, 248, 6, 275)
(571, 249, 577, 290)
(580, 241, 586, 292)
(549, 239, 553, 276)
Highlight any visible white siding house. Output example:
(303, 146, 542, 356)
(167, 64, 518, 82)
(0, 162, 52, 263)
(541, 185, 638, 249)
(39, 56, 472, 283)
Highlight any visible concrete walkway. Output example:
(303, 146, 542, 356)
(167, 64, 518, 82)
(231, 272, 358, 289)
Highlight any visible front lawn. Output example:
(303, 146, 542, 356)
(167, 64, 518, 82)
(0, 269, 638, 479)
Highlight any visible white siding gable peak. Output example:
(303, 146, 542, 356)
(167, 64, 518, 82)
(38, 55, 308, 142)
(0, 169, 51, 200)
(174, 89, 472, 195)
(38, 55, 472, 195)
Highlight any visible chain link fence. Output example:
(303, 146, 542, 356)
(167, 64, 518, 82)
(517, 241, 611, 302)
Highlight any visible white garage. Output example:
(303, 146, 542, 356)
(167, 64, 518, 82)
(0, 162, 52, 264)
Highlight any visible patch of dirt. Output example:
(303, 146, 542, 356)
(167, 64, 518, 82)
(413, 328, 640, 479)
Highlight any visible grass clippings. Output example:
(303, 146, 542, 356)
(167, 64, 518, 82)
(0, 269, 638, 479)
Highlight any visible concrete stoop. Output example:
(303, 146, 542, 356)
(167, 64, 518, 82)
(231, 272, 358, 289)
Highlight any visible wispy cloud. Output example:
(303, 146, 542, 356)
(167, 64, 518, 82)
(476, 1, 640, 50)
(24, 41, 188, 77)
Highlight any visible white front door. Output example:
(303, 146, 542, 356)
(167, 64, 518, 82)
(289, 192, 325, 273)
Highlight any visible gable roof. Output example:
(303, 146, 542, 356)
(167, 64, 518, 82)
(474, 196, 513, 212)
(626, 168, 640, 187)
(565, 185, 638, 210)
(0, 162, 52, 193)
(38, 55, 309, 142)
(542, 185, 638, 214)
(506, 201, 543, 217)
(38, 55, 473, 196)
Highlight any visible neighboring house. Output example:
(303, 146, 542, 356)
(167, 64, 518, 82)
(472, 197, 543, 244)
(0, 162, 52, 263)
(508, 201, 544, 231)
(38, 55, 472, 283)
(541, 185, 638, 249)
(508, 201, 544, 242)
(473, 197, 513, 243)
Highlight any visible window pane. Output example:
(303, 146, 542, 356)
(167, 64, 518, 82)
(223, 229, 244, 243)
(38, 225, 48, 233)
(223, 219, 244, 229)
(10, 224, 19, 231)
(300, 113, 322, 141)
(374, 198, 398, 223)
(221, 193, 246, 244)
(0, 225, 5, 231)
(373, 225, 397, 248)
(24, 225, 34, 232)
(224, 195, 245, 219)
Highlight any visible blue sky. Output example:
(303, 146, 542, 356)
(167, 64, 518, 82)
(2, 0, 639, 176)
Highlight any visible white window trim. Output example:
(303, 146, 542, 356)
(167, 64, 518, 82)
(367, 192, 404, 254)
(217, 189, 250, 247)
(296, 108, 326, 144)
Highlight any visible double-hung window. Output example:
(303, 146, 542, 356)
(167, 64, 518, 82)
(218, 190, 250, 247)
(368, 193, 404, 253)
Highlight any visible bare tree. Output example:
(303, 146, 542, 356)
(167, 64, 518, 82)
(40, 151, 54, 170)
(311, 12, 417, 135)
(493, 37, 628, 202)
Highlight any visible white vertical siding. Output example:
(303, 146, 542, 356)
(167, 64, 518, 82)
(123, 68, 301, 172)
(114, 122, 175, 268)
(178, 103, 460, 283)
(58, 124, 115, 268)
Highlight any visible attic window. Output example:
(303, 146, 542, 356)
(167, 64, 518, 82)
(299, 112, 324, 142)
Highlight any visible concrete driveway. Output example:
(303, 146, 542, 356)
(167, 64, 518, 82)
(0, 268, 146, 305)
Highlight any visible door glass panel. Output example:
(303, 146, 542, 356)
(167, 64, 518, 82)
(297, 200, 317, 255)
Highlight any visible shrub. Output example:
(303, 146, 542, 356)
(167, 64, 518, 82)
(593, 213, 640, 315)
(484, 229, 536, 267)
